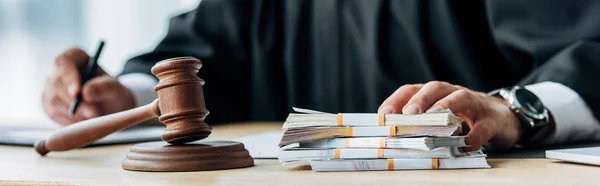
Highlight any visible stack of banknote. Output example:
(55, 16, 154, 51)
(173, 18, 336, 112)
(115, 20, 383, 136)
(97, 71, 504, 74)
(277, 108, 490, 172)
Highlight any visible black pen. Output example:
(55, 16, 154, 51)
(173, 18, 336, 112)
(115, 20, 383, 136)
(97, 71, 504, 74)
(68, 41, 105, 118)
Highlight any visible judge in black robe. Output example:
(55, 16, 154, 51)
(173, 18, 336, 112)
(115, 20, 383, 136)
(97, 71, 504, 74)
(120, 0, 600, 149)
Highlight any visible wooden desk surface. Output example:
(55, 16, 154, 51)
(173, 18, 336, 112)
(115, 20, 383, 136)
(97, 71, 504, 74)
(0, 122, 597, 186)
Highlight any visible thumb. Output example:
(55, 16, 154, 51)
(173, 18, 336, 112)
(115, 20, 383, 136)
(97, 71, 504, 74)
(81, 76, 123, 102)
(76, 103, 101, 119)
(75, 65, 108, 98)
(461, 122, 494, 152)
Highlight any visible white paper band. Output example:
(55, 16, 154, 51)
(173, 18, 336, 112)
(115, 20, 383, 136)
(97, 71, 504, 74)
(341, 114, 380, 126)
(340, 149, 380, 159)
(346, 138, 386, 148)
(350, 127, 395, 137)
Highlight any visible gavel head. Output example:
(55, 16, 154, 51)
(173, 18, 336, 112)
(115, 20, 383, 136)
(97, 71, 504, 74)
(151, 57, 212, 144)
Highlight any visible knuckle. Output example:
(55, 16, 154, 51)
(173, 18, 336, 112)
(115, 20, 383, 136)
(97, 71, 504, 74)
(49, 95, 62, 105)
(65, 48, 89, 62)
(48, 76, 66, 93)
(53, 54, 69, 67)
(84, 83, 100, 96)
(83, 78, 112, 97)
(48, 74, 61, 85)
(398, 84, 411, 90)
(54, 48, 88, 68)
(81, 104, 101, 116)
(455, 89, 472, 97)
(474, 91, 488, 98)
(45, 104, 62, 118)
(436, 99, 452, 109)
(48, 108, 60, 118)
(401, 84, 421, 92)
(457, 90, 478, 104)
(454, 85, 466, 90)
(64, 47, 85, 54)
(93, 80, 108, 89)
(426, 81, 450, 89)
(413, 94, 430, 104)
(96, 77, 117, 89)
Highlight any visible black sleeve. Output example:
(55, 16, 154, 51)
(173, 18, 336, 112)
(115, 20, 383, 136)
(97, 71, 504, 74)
(518, 41, 600, 119)
(488, 0, 600, 120)
(121, 0, 254, 124)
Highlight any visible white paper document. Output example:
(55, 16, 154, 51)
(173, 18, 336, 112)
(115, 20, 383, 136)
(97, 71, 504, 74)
(233, 131, 282, 159)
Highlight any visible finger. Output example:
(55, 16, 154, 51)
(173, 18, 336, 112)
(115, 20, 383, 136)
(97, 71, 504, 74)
(81, 76, 122, 102)
(52, 116, 75, 126)
(403, 81, 458, 114)
(43, 85, 97, 122)
(50, 103, 98, 125)
(52, 112, 90, 126)
(378, 84, 423, 114)
(42, 83, 70, 116)
(65, 47, 107, 76)
(50, 76, 74, 105)
(453, 85, 467, 90)
(50, 79, 97, 120)
(76, 103, 101, 119)
(460, 121, 494, 152)
(44, 99, 74, 126)
(54, 48, 90, 97)
(428, 89, 478, 120)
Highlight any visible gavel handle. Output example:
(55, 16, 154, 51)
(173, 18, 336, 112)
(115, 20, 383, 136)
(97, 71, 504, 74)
(35, 99, 161, 156)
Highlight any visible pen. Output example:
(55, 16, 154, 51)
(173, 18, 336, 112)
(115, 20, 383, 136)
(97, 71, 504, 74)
(68, 41, 105, 118)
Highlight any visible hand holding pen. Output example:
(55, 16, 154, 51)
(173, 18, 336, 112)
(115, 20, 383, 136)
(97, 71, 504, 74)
(41, 41, 137, 125)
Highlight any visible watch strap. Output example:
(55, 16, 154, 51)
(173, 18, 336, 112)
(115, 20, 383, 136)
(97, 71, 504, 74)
(489, 86, 551, 147)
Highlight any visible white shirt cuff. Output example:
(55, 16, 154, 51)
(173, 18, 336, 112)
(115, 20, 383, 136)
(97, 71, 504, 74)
(525, 81, 600, 144)
(118, 73, 159, 107)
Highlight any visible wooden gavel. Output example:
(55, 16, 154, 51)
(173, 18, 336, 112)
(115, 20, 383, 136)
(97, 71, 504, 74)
(35, 57, 212, 156)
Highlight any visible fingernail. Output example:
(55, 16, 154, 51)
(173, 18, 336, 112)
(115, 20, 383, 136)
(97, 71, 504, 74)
(68, 84, 78, 97)
(403, 104, 421, 114)
(379, 106, 394, 114)
(426, 105, 443, 113)
(82, 107, 95, 118)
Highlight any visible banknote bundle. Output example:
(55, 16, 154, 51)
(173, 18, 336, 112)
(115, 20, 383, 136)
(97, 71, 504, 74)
(277, 108, 490, 172)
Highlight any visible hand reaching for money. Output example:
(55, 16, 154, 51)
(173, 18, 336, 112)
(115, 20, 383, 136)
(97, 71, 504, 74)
(378, 81, 522, 151)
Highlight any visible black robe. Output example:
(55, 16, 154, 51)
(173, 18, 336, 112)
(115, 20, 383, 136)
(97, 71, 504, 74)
(122, 0, 600, 124)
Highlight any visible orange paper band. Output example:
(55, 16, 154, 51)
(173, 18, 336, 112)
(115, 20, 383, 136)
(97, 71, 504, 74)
(387, 159, 394, 170)
(334, 149, 341, 159)
(344, 138, 350, 148)
(432, 158, 439, 169)
(337, 114, 343, 126)
(377, 149, 384, 158)
(389, 127, 396, 137)
(378, 113, 385, 126)
(346, 127, 354, 137)
(379, 138, 386, 148)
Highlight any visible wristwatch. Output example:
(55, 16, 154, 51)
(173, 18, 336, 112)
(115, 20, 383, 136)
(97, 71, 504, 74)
(489, 86, 551, 146)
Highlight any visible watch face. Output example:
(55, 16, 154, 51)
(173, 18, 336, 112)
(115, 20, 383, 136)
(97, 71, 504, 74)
(514, 88, 545, 115)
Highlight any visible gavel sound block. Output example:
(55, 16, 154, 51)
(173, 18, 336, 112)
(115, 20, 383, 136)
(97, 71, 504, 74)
(34, 57, 254, 172)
